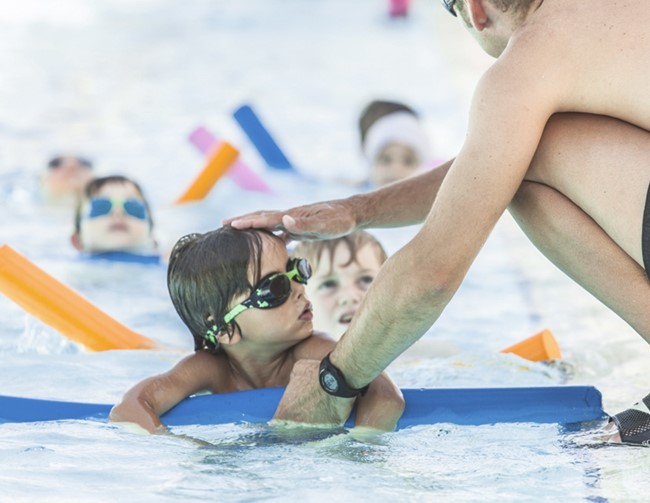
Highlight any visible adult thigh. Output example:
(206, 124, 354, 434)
(525, 113, 650, 266)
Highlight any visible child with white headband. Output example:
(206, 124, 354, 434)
(358, 100, 432, 187)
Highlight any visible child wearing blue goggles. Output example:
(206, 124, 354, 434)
(109, 226, 405, 433)
(86, 196, 148, 221)
(71, 175, 158, 258)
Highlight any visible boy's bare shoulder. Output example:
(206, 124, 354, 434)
(292, 331, 336, 360)
(175, 349, 222, 367)
(169, 350, 231, 391)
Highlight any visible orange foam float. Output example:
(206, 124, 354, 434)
(174, 140, 239, 204)
(501, 328, 561, 361)
(0, 244, 158, 351)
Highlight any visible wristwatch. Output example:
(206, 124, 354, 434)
(319, 353, 369, 398)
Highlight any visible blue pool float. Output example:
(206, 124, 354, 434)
(0, 386, 604, 428)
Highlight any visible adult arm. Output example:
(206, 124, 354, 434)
(327, 55, 559, 388)
(225, 161, 452, 240)
(274, 47, 563, 420)
(271, 331, 404, 428)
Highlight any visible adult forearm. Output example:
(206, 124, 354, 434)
(329, 233, 457, 388)
(350, 160, 451, 229)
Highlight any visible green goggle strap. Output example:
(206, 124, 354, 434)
(223, 303, 250, 325)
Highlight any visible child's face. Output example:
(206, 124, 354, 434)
(233, 236, 314, 347)
(78, 181, 152, 253)
(43, 157, 93, 199)
(371, 143, 420, 186)
(306, 242, 383, 339)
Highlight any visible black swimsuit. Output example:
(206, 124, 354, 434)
(642, 182, 650, 278)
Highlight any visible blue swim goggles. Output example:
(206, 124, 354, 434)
(205, 257, 311, 344)
(87, 197, 148, 220)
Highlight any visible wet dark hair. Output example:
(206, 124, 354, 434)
(358, 100, 419, 146)
(48, 156, 93, 170)
(73, 175, 154, 232)
(293, 231, 388, 276)
(167, 227, 283, 353)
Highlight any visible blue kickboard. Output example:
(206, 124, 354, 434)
(0, 386, 604, 428)
(233, 104, 295, 171)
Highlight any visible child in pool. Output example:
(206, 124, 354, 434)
(71, 175, 159, 262)
(293, 231, 387, 340)
(109, 226, 405, 433)
(293, 231, 458, 359)
(42, 155, 95, 203)
(359, 100, 433, 187)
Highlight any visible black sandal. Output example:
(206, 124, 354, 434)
(610, 393, 650, 446)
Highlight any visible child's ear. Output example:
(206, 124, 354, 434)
(70, 232, 84, 251)
(206, 317, 241, 346)
(217, 327, 241, 346)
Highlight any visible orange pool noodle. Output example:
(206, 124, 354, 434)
(175, 141, 239, 204)
(0, 244, 157, 351)
(501, 328, 561, 361)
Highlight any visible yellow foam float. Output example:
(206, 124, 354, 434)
(0, 244, 158, 351)
(174, 141, 239, 204)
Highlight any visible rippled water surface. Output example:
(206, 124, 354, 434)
(1, 1, 649, 501)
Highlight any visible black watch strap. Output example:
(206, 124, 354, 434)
(319, 353, 369, 398)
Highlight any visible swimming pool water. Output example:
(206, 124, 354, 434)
(1, 1, 649, 501)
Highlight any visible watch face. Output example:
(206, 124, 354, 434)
(320, 371, 339, 393)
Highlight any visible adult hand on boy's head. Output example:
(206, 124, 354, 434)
(224, 200, 358, 242)
(272, 360, 355, 426)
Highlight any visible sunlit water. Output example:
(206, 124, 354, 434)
(1, 1, 649, 501)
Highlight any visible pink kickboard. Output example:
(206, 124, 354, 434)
(189, 127, 271, 193)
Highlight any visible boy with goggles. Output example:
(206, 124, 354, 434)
(110, 226, 404, 434)
(71, 175, 159, 262)
(205, 257, 312, 344)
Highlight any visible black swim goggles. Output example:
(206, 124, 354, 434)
(205, 258, 312, 344)
(440, 0, 457, 17)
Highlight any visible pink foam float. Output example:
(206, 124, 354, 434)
(189, 127, 272, 193)
(389, 0, 409, 17)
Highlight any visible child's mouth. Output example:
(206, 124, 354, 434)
(299, 303, 313, 321)
(338, 311, 355, 325)
(109, 222, 129, 232)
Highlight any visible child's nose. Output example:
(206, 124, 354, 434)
(292, 280, 306, 298)
(110, 204, 126, 217)
(337, 287, 362, 306)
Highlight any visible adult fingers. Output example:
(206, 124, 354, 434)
(224, 210, 285, 231)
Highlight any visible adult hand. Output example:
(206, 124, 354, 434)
(272, 360, 355, 425)
(224, 200, 358, 242)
